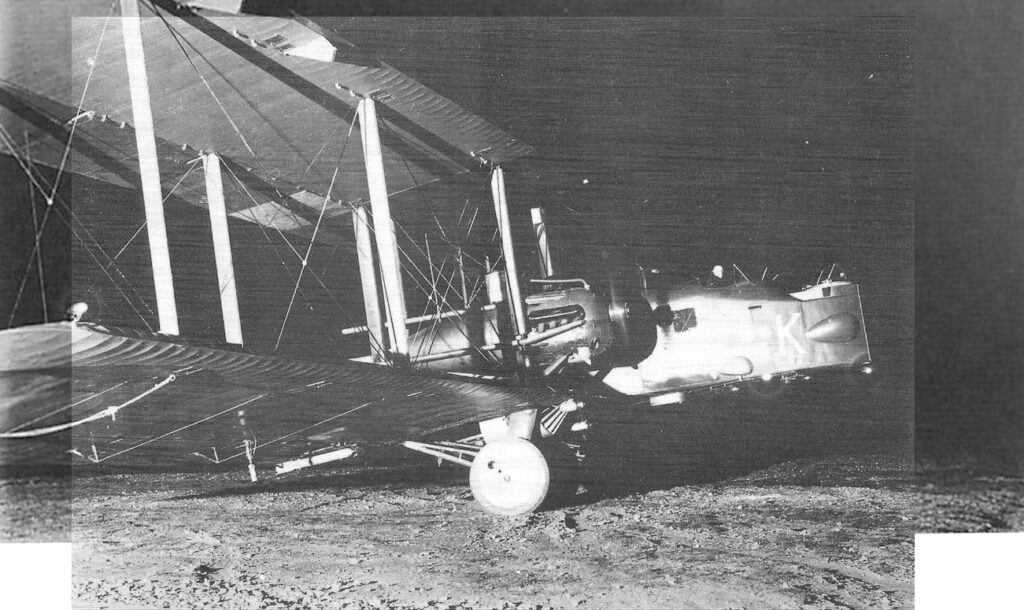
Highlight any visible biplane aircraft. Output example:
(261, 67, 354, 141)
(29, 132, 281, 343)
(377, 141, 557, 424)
(0, 2, 871, 515)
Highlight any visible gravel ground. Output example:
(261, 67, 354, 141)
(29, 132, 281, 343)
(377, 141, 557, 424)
(67, 451, 915, 609)
(0, 472, 70, 542)
(916, 461, 1024, 533)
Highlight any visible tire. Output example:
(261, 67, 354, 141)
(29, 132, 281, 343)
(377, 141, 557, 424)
(469, 437, 550, 516)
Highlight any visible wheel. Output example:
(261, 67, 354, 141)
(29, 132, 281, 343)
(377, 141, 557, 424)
(536, 440, 582, 508)
(469, 437, 550, 516)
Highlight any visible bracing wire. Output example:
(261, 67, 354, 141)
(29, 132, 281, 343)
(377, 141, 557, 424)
(146, 1, 261, 163)
(5, 136, 159, 329)
(0, 6, 183, 331)
(96, 393, 267, 463)
(219, 162, 388, 359)
(25, 134, 48, 322)
(0, 382, 128, 435)
(219, 400, 376, 462)
(0, 374, 174, 439)
(48, 0, 115, 203)
(0, 125, 157, 329)
(377, 116, 451, 240)
(275, 167, 338, 350)
(77, 156, 201, 300)
(349, 204, 480, 363)
(0, 119, 55, 198)
(3, 139, 53, 326)
(357, 137, 502, 364)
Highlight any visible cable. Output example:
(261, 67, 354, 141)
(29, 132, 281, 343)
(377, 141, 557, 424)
(0, 374, 174, 439)
(0, 382, 128, 435)
(49, 0, 115, 203)
(275, 167, 337, 350)
(96, 392, 266, 463)
(24, 134, 47, 322)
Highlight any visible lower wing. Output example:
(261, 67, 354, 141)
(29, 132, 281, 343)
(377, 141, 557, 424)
(0, 322, 566, 467)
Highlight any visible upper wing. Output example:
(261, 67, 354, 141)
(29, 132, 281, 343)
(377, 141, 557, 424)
(0, 4, 531, 239)
(0, 322, 565, 467)
(0, 80, 346, 239)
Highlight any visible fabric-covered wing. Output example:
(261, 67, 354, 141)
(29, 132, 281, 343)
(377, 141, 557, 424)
(0, 323, 565, 467)
(0, 3, 531, 241)
(0, 81, 346, 240)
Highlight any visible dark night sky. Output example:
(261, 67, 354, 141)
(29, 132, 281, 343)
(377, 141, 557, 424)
(1, 3, 1021, 466)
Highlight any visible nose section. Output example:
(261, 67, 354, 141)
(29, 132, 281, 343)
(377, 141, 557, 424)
(606, 294, 657, 365)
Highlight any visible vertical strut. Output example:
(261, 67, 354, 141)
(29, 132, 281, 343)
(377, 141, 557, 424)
(358, 96, 409, 360)
(455, 246, 469, 307)
(202, 153, 243, 345)
(352, 204, 385, 362)
(120, 0, 178, 335)
(490, 166, 527, 338)
(531, 207, 554, 278)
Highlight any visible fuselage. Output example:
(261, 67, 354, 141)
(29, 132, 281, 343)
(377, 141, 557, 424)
(602, 278, 870, 398)
(408, 273, 870, 400)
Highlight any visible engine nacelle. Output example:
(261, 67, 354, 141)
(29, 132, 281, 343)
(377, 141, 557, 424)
(525, 285, 656, 370)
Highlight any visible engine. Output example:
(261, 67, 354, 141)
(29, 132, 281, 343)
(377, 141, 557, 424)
(407, 280, 657, 374)
(524, 283, 657, 370)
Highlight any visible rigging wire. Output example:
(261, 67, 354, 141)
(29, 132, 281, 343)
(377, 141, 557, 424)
(48, 0, 115, 204)
(391, 217, 494, 364)
(219, 400, 376, 462)
(25, 133, 48, 322)
(146, 1, 261, 163)
(2, 131, 54, 326)
(318, 229, 349, 283)
(349, 203, 488, 363)
(77, 156, 201, 300)
(373, 112, 478, 358)
(274, 105, 362, 343)
(275, 167, 338, 350)
(69, 213, 157, 332)
(303, 119, 346, 179)
(418, 259, 462, 363)
(0, 125, 156, 329)
(21, 148, 158, 328)
(248, 102, 358, 235)
(96, 392, 267, 463)
(221, 164, 325, 304)
(0, 374, 175, 439)
(0, 381, 129, 435)
(220, 163, 388, 359)
(0, 117, 56, 199)
(355, 134, 503, 364)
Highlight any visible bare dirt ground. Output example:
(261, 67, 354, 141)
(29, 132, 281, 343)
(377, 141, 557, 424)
(66, 451, 915, 610)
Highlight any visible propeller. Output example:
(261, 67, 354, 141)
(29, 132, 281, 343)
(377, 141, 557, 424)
(600, 256, 657, 369)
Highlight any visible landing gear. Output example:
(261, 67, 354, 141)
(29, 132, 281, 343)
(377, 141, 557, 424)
(405, 406, 585, 516)
(535, 439, 582, 508)
(467, 437, 581, 516)
(469, 437, 550, 516)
